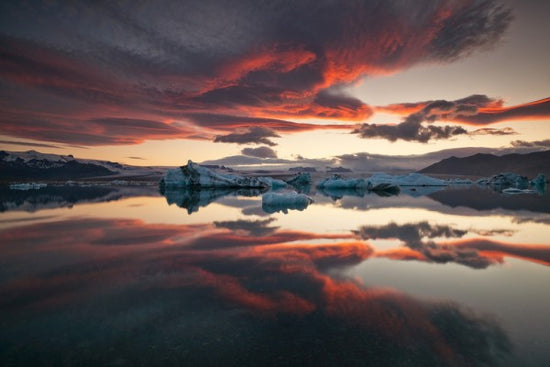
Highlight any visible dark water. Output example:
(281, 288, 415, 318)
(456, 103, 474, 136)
(1, 184, 549, 366)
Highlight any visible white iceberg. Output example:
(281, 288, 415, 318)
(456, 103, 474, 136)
(161, 160, 270, 189)
(368, 173, 448, 186)
(9, 183, 47, 190)
(317, 172, 443, 190)
(262, 192, 313, 214)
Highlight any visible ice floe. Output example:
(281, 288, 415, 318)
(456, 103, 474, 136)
(368, 173, 448, 186)
(9, 183, 47, 190)
(476, 172, 530, 189)
(262, 192, 313, 214)
(161, 160, 270, 189)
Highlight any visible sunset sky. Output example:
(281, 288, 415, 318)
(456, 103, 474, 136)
(1, 0, 549, 166)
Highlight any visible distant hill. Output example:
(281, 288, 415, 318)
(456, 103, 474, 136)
(418, 150, 550, 178)
(0, 150, 117, 181)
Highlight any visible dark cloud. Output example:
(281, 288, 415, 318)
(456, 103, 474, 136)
(241, 146, 278, 158)
(352, 120, 468, 143)
(0, 140, 61, 149)
(470, 127, 516, 136)
(214, 127, 280, 146)
(357, 95, 520, 142)
(0, 115, 201, 145)
(126, 156, 146, 160)
(379, 95, 550, 127)
(511, 139, 550, 148)
(0, 1, 513, 146)
(455, 97, 550, 125)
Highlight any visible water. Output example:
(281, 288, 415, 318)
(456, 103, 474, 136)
(1, 184, 549, 366)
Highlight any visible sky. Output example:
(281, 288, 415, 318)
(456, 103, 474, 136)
(0, 0, 549, 167)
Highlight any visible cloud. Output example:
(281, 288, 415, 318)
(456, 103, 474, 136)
(241, 146, 278, 158)
(0, 140, 61, 149)
(0, 1, 513, 146)
(352, 120, 468, 143)
(378, 95, 550, 127)
(0, 115, 202, 145)
(511, 139, 550, 148)
(214, 127, 280, 146)
(454, 97, 550, 125)
(470, 127, 516, 136)
(356, 95, 521, 142)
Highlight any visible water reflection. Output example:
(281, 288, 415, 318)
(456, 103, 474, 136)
(0, 184, 158, 212)
(355, 221, 550, 268)
(163, 187, 265, 214)
(0, 216, 513, 366)
(429, 186, 550, 214)
(1, 185, 549, 366)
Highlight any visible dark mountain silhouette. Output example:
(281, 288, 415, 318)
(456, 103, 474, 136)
(0, 150, 116, 181)
(419, 150, 550, 178)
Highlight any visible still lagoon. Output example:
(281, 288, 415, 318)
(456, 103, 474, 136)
(1, 184, 549, 366)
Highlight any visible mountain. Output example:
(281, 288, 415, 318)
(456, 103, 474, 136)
(419, 150, 550, 178)
(0, 150, 118, 181)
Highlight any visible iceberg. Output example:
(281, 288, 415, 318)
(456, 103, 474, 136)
(476, 172, 529, 189)
(317, 174, 371, 190)
(285, 172, 312, 192)
(161, 160, 270, 189)
(262, 192, 313, 214)
(9, 183, 47, 190)
(258, 176, 288, 189)
(368, 173, 448, 186)
(318, 173, 446, 190)
(531, 173, 546, 194)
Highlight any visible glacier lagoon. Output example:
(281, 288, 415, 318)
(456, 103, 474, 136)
(1, 184, 549, 366)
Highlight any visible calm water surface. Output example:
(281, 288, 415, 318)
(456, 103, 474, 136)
(1, 185, 549, 366)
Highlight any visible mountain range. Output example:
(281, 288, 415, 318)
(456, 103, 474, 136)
(419, 150, 550, 178)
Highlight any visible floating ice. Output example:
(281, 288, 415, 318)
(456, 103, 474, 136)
(285, 172, 312, 191)
(317, 175, 371, 190)
(476, 172, 529, 189)
(368, 173, 448, 186)
(262, 192, 313, 214)
(9, 183, 47, 190)
(161, 160, 270, 189)
(531, 173, 546, 192)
